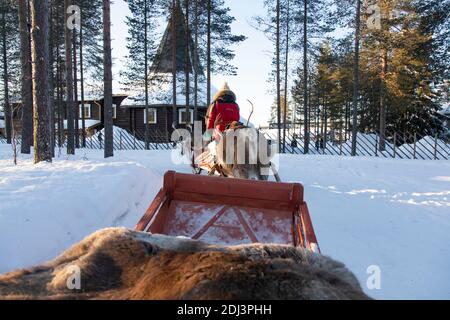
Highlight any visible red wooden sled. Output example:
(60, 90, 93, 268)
(136, 171, 320, 252)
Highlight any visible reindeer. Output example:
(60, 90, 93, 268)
(208, 122, 281, 181)
(190, 101, 281, 181)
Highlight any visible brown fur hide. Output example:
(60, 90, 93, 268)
(0, 228, 370, 300)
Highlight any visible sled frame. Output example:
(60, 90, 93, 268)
(136, 171, 320, 252)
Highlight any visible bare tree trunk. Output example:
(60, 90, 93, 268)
(30, 0, 52, 163)
(55, 3, 63, 148)
(73, 28, 79, 148)
(57, 54, 63, 148)
(79, 11, 86, 147)
(303, 0, 309, 154)
(64, 0, 75, 154)
(316, 88, 320, 137)
(19, 0, 33, 153)
(48, 4, 55, 157)
(345, 99, 349, 141)
(308, 77, 312, 138)
(185, 0, 190, 124)
(144, 0, 149, 149)
(11, 105, 18, 164)
(27, 0, 34, 145)
(379, 48, 388, 151)
(172, 0, 178, 127)
(1, 8, 11, 144)
(351, 0, 361, 156)
(103, 0, 113, 158)
(324, 100, 328, 149)
(193, 0, 198, 121)
(276, 0, 281, 153)
(206, 0, 211, 106)
(282, 0, 290, 153)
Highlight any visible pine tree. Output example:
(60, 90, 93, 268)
(255, 0, 331, 152)
(103, 0, 113, 158)
(64, 0, 75, 155)
(276, 0, 281, 151)
(73, 27, 79, 148)
(18, 0, 32, 154)
(197, 0, 245, 104)
(361, 0, 443, 137)
(1, 5, 11, 144)
(282, 0, 290, 152)
(122, 0, 158, 148)
(184, 0, 190, 123)
(290, 0, 446, 149)
(352, 0, 361, 155)
(75, 0, 103, 146)
(0, 1, 20, 145)
(53, 1, 66, 149)
(171, 0, 178, 125)
(30, 0, 52, 163)
(206, 0, 211, 106)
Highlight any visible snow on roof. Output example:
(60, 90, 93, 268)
(121, 74, 217, 107)
(63, 120, 101, 130)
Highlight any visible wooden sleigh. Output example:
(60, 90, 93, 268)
(136, 171, 320, 252)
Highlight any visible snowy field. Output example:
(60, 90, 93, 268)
(0, 144, 449, 299)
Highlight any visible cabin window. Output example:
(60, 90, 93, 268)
(79, 104, 91, 119)
(112, 104, 117, 119)
(178, 108, 193, 124)
(144, 108, 157, 124)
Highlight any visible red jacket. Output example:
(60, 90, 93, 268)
(207, 101, 240, 132)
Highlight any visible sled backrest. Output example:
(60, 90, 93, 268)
(163, 171, 304, 211)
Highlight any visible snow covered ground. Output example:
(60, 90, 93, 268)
(0, 144, 449, 299)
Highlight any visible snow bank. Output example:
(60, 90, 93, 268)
(0, 147, 162, 273)
(93, 126, 135, 140)
(277, 155, 450, 299)
(398, 136, 449, 160)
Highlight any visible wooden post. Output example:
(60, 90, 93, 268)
(413, 132, 416, 159)
(133, 130, 136, 150)
(375, 134, 378, 157)
(434, 134, 438, 160)
(120, 130, 123, 150)
(393, 133, 397, 158)
(351, 0, 361, 156)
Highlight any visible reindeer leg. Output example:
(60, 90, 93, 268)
(219, 166, 228, 177)
(208, 165, 217, 176)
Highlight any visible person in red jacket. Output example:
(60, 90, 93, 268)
(205, 82, 240, 141)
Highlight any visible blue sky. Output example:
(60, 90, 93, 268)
(111, 0, 274, 126)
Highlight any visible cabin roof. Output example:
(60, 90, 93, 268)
(121, 104, 207, 109)
(121, 75, 217, 107)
